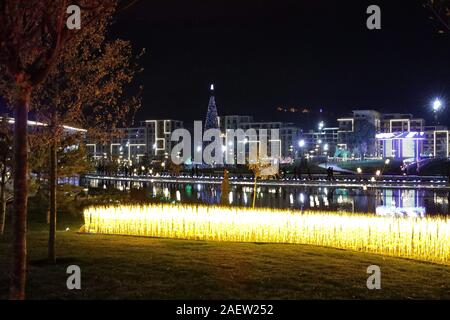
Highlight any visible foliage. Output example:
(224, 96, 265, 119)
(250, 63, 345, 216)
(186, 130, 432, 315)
(425, 0, 450, 32)
(248, 161, 274, 180)
(33, 37, 143, 143)
(348, 119, 377, 158)
(166, 161, 182, 176)
(58, 142, 94, 178)
(0, 0, 139, 298)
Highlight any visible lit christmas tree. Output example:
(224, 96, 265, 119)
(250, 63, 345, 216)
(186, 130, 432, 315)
(204, 84, 219, 130)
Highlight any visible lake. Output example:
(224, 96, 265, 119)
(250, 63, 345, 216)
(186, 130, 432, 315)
(81, 177, 450, 217)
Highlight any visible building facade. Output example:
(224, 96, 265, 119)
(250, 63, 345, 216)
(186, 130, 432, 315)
(142, 120, 184, 158)
(86, 119, 183, 163)
(336, 110, 450, 160)
(301, 126, 339, 157)
(230, 120, 302, 160)
(337, 110, 381, 157)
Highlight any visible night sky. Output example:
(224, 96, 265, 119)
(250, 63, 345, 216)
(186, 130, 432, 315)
(3, 0, 450, 129)
(111, 0, 450, 128)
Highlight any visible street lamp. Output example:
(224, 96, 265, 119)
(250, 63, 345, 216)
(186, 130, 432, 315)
(356, 167, 363, 181)
(298, 140, 305, 148)
(298, 139, 305, 159)
(432, 98, 444, 125)
(433, 98, 442, 111)
(318, 121, 324, 130)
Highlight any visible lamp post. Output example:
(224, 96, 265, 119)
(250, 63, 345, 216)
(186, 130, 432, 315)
(357, 167, 362, 181)
(298, 139, 305, 159)
(432, 98, 443, 126)
(318, 121, 324, 131)
(382, 158, 390, 175)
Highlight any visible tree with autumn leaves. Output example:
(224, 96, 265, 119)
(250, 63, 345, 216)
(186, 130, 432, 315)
(34, 30, 143, 265)
(426, 0, 450, 32)
(0, 0, 140, 300)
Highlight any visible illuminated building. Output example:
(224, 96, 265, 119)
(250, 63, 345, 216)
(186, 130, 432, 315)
(336, 110, 450, 160)
(235, 121, 300, 160)
(143, 120, 184, 157)
(87, 119, 183, 163)
(337, 110, 381, 157)
(301, 126, 339, 157)
(376, 132, 425, 160)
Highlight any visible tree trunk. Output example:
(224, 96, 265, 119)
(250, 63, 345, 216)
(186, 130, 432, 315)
(10, 88, 30, 300)
(48, 139, 57, 264)
(0, 169, 6, 235)
(252, 175, 258, 208)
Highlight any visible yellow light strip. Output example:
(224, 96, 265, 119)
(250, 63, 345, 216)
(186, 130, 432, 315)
(83, 204, 450, 265)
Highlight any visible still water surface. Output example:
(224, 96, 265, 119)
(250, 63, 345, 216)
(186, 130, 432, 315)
(82, 178, 450, 217)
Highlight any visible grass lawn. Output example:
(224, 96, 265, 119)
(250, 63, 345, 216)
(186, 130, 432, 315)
(0, 217, 449, 300)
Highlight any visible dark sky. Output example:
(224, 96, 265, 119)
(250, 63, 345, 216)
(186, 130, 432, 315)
(112, 0, 450, 128)
(8, 0, 449, 130)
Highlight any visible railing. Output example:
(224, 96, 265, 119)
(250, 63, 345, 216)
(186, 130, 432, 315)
(82, 173, 450, 190)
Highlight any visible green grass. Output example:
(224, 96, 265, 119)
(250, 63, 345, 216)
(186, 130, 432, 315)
(1, 215, 450, 300)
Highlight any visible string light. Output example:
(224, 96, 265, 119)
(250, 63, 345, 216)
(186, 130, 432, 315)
(83, 204, 450, 265)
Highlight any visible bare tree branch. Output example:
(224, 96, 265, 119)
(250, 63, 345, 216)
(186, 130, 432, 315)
(425, 0, 450, 32)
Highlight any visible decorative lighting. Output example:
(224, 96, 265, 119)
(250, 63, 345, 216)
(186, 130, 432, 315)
(83, 204, 450, 265)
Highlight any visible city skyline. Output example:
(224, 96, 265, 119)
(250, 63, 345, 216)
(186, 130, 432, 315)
(109, 0, 450, 125)
(0, 0, 449, 304)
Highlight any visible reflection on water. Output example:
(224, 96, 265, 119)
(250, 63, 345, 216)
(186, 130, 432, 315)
(82, 178, 450, 216)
